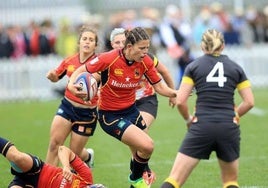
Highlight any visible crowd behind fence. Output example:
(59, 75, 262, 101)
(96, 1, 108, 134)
(1, 2, 268, 59)
(0, 44, 267, 102)
(1, 2, 268, 101)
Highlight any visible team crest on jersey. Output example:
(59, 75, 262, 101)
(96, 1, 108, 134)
(90, 57, 99, 65)
(67, 65, 75, 72)
(85, 128, 92, 134)
(71, 179, 80, 188)
(114, 68, 123, 76)
(134, 68, 141, 79)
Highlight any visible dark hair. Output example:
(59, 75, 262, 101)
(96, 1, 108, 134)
(124, 27, 150, 45)
(78, 25, 98, 46)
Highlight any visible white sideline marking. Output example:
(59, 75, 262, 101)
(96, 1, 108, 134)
(95, 155, 268, 167)
(240, 187, 268, 188)
(249, 107, 266, 116)
(95, 162, 268, 188)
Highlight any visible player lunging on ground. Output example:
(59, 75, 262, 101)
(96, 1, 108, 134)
(0, 136, 105, 188)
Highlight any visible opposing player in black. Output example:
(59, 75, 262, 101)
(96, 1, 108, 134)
(161, 29, 254, 188)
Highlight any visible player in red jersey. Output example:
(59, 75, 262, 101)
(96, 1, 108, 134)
(0, 136, 105, 188)
(109, 27, 175, 186)
(68, 27, 177, 188)
(161, 29, 254, 188)
(46, 26, 100, 167)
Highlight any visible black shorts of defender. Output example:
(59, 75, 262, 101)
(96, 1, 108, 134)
(8, 155, 44, 188)
(135, 94, 158, 119)
(179, 121, 240, 162)
(98, 104, 147, 140)
(56, 98, 98, 136)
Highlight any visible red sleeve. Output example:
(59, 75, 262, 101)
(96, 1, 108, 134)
(85, 50, 119, 73)
(143, 55, 162, 84)
(55, 54, 78, 78)
(70, 156, 93, 184)
(55, 59, 67, 77)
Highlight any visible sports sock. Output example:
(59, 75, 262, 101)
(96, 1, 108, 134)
(0, 137, 14, 157)
(144, 163, 151, 172)
(223, 181, 239, 188)
(161, 177, 180, 188)
(129, 152, 149, 180)
(161, 182, 175, 188)
(130, 157, 151, 173)
(129, 158, 134, 172)
(85, 152, 91, 163)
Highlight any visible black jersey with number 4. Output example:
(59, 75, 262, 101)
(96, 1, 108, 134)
(182, 54, 251, 121)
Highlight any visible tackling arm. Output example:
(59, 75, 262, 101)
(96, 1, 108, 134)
(58, 145, 76, 182)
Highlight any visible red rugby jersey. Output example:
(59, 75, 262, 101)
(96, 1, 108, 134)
(135, 54, 159, 100)
(38, 156, 93, 188)
(55, 53, 98, 106)
(85, 49, 161, 111)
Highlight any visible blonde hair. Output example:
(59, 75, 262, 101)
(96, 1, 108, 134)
(201, 29, 224, 55)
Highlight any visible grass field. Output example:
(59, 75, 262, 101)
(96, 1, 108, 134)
(0, 88, 267, 187)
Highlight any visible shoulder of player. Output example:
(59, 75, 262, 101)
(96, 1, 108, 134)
(67, 53, 79, 61)
(61, 53, 79, 64)
(98, 49, 121, 62)
(142, 54, 155, 65)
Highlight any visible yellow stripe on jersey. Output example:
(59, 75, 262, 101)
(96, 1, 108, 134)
(181, 76, 194, 85)
(237, 80, 251, 90)
(153, 56, 158, 67)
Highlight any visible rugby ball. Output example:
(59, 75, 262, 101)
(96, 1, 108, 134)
(75, 72, 98, 101)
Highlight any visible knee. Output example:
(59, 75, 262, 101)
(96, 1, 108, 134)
(10, 152, 25, 164)
(48, 139, 62, 152)
(142, 138, 154, 155)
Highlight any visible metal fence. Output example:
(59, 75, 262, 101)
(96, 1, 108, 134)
(0, 55, 67, 102)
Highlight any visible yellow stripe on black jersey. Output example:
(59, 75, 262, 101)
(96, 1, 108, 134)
(237, 80, 251, 90)
(181, 76, 194, 85)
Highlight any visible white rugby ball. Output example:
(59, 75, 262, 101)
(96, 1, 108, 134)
(75, 72, 98, 101)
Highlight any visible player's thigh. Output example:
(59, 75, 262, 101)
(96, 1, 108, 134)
(122, 124, 154, 154)
(140, 111, 155, 130)
(69, 132, 89, 153)
(218, 158, 239, 182)
(49, 115, 72, 142)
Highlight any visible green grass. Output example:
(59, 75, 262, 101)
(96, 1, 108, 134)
(0, 88, 267, 187)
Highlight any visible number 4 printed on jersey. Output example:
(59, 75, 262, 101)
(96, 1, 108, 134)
(206, 62, 227, 87)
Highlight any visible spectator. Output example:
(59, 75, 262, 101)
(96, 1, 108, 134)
(55, 18, 78, 57)
(0, 24, 14, 58)
(159, 4, 193, 88)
